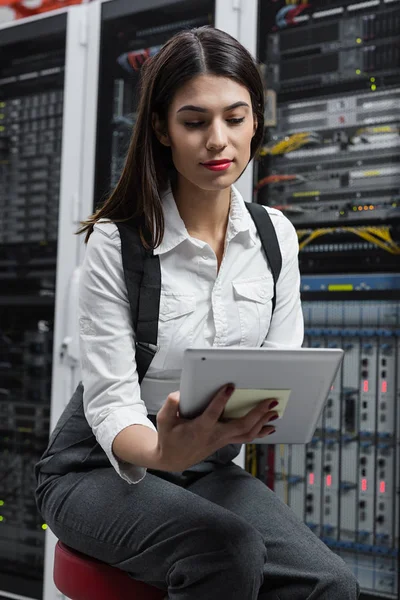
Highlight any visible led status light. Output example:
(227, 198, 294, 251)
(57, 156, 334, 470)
(0, 501, 4, 507)
(361, 478, 368, 492)
(371, 84, 377, 91)
(42, 524, 48, 531)
(0, 516, 3, 522)
(356, 69, 361, 75)
(356, 37, 362, 43)
(379, 481, 386, 494)
(381, 381, 387, 393)
(363, 380, 369, 393)
(326, 475, 332, 487)
(309, 473, 315, 485)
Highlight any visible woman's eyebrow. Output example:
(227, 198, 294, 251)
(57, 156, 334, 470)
(177, 101, 250, 113)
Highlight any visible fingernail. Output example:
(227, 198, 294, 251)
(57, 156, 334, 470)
(268, 414, 279, 422)
(225, 384, 235, 396)
(269, 400, 279, 409)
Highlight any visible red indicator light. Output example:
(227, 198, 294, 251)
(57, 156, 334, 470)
(381, 381, 387, 393)
(361, 478, 368, 492)
(363, 380, 369, 393)
(309, 473, 315, 485)
(380, 481, 386, 494)
(326, 475, 332, 487)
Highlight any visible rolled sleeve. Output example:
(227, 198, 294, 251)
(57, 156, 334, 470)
(262, 211, 304, 349)
(97, 407, 157, 484)
(79, 222, 156, 484)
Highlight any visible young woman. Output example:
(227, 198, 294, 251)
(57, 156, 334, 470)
(35, 26, 359, 600)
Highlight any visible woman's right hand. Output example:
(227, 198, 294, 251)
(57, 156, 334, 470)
(153, 384, 278, 472)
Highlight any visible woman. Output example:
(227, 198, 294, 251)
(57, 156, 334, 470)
(35, 26, 359, 599)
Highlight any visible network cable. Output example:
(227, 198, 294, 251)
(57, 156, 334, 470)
(259, 132, 322, 156)
(297, 226, 400, 254)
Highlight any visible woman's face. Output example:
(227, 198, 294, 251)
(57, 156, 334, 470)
(158, 74, 257, 192)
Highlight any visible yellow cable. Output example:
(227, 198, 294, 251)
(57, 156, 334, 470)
(297, 226, 400, 254)
(298, 229, 330, 250)
(347, 227, 400, 254)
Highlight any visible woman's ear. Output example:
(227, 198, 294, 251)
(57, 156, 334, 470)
(252, 116, 258, 137)
(152, 113, 171, 147)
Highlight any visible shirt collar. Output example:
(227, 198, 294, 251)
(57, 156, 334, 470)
(154, 183, 256, 256)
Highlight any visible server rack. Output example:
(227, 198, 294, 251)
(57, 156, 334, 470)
(252, 1, 400, 598)
(0, 5, 94, 600)
(1, 8, 64, 600)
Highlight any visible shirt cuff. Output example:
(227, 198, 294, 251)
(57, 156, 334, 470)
(94, 408, 157, 485)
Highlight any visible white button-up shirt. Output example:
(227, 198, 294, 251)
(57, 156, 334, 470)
(79, 185, 304, 484)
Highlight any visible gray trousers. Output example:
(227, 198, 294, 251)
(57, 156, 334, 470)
(36, 463, 360, 600)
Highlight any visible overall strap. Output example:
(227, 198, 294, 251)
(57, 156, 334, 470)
(116, 221, 161, 383)
(245, 202, 282, 313)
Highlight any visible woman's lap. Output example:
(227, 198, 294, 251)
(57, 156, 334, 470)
(38, 466, 266, 590)
(38, 464, 359, 598)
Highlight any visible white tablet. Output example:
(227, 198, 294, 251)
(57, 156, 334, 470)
(179, 347, 344, 444)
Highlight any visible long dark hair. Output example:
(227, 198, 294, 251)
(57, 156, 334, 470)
(77, 26, 265, 247)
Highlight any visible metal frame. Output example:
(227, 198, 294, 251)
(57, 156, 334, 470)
(42, 4, 96, 600)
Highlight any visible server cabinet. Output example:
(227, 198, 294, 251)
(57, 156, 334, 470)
(0, 5, 92, 599)
(252, 1, 400, 598)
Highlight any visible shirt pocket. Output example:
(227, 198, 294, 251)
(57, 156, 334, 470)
(153, 293, 196, 371)
(232, 276, 274, 347)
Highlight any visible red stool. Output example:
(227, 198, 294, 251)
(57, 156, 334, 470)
(54, 541, 165, 600)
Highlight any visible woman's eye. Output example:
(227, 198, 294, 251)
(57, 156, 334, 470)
(184, 117, 245, 128)
(227, 117, 245, 125)
(184, 122, 204, 128)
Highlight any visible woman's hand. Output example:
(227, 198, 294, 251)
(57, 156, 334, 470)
(153, 384, 278, 472)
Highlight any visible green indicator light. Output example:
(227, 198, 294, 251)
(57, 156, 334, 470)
(0, 501, 4, 506)
(356, 37, 362, 44)
(371, 84, 377, 91)
(353, 207, 357, 211)
(356, 69, 361, 75)
(42, 524, 48, 530)
(370, 77, 375, 82)
(0, 516, 4, 522)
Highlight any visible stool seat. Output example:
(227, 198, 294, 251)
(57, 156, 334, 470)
(54, 541, 165, 600)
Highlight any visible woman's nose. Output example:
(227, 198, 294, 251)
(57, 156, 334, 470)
(206, 123, 228, 151)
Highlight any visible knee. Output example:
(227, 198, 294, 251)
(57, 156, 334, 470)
(169, 514, 266, 588)
(219, 517, 267, 579)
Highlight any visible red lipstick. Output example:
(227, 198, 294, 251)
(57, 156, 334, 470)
(202, 159, 233, 172)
